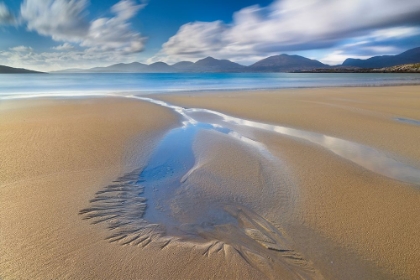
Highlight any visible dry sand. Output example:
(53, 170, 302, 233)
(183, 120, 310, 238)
(158, 86, 420, 279)
(1, 86, 420, 279)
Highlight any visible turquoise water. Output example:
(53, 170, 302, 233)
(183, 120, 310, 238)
(1, 72, 420, 98)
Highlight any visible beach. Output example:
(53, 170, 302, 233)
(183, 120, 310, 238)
(159, 86, 420, 279)
(1, 86, 420, 279)
(0, 97, 267, 279)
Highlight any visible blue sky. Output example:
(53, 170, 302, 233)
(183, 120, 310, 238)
(1, 0, 420, 71)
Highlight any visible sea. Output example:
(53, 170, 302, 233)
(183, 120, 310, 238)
(0, 72, 420, 99)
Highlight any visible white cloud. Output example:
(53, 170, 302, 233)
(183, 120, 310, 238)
(1, 47, 139, 71)
(21, 0, 146, 53)
(81, 0, 146, 53)
(9, 46, 33, 52)
(52, 43, 74, 50)
(320, 51, 370, 66)
(0, 2, 15, 25)
(21, 0, 89, 41)
(369, 26, 420, 40)
(319, 26, 420, 64)
(111, 0, 146, 21)
(150, 0, 420, 64)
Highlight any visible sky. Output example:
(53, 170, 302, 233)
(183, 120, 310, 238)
(1, 0, 420, 71)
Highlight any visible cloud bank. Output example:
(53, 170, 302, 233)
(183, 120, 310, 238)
(1, 0, 147, 70)
(21, 0, 146, 53)
(150, 0, 420, 64)
(0, 45, 138, 71)
(52, 43, 75, 51)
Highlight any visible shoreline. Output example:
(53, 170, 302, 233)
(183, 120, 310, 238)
(1, 74, 420, 101)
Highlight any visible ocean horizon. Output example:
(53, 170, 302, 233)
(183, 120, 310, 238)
(1, 72, 420, 99)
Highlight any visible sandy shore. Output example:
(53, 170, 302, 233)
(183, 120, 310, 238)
(0, 98, 263, 279)
(159, 86, 420, 279)
(1, 86, 419, 279)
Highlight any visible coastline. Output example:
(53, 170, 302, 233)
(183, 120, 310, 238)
(0, 85, 419, 279)
(2, 72, 420, 100)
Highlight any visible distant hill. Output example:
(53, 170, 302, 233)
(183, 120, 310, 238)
(343, 47, 420, 68)
(0, 65, 43, 74)
(187, 57, 245, 72)
(54, 62, 176, 73)
(172, 61, 194, 71)
(249, 54, 327, 72)
(95, 62, 148, 73)
(83, 62, 148, 73)
(147, 62, 177, 73)
(56, 57, 245, 73)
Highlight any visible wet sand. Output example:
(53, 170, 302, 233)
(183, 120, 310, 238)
(1, 86, 419, 279)
(159, 86, 420, 279)
(0, 98, 263, 279)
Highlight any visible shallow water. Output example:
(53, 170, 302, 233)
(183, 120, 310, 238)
(139, 122, 232, 234)
(395, 117, 420, 126)
(140, 97, 420, 186)
(1, 72, 420, 98)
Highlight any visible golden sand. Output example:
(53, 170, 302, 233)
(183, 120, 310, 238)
(1, 86, 419, 279)
(1, 97, 279, 280)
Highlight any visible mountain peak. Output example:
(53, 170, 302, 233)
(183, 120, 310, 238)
(191, 57, 244, 72)
(196, 57, 219, 64)
(203, 56, 216, 60)
(250, 54, 326, 71)
(149, 62, 169, 66)
(399, 47, 420, 57)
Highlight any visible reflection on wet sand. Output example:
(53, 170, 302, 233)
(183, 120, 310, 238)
(140, 97, 420, 186)
(81, 96, 420, 279)
(395, 117, 420, 126)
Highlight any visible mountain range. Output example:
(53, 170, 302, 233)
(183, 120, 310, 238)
(53, 54, 330, 73)
(54, 47, 420, 73)
(2, 46, 420, 74)
(249, 54, 327, 72)
(343, 47, 420, 68)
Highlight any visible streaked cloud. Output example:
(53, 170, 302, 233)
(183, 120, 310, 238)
(9, 45, 33, 52)
(319, 26, 420, 64)
(21, 0, 146, 53)
(1, 47, 137, 71)
(52, 43, 74, 51)
(370, 27, 420, 40)
(320, 51, 370, 66)
(80, 0, 146, 53)
(150, 0, 420, 64)
(0, 2, 16, 25)
(3, 0, 420, 69)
